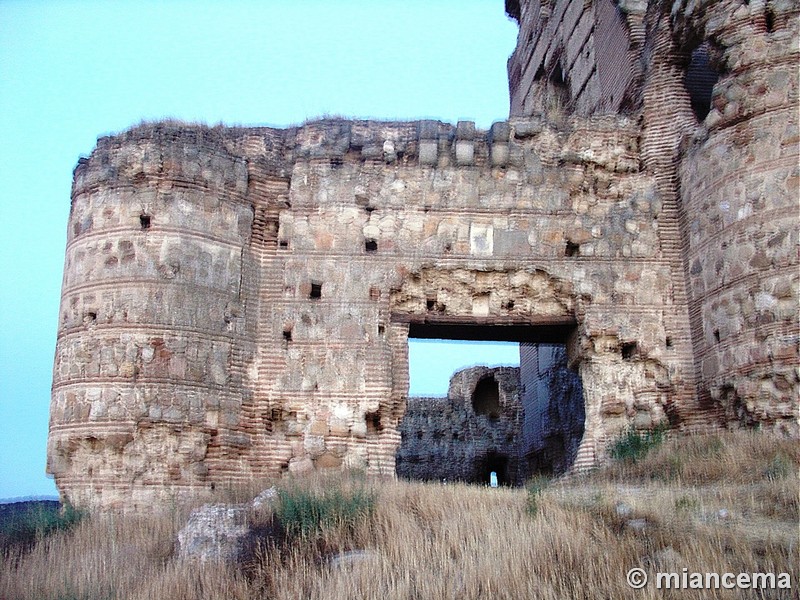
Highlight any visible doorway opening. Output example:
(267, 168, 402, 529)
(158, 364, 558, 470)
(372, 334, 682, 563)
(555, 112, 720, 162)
(395, 321, 584, 485)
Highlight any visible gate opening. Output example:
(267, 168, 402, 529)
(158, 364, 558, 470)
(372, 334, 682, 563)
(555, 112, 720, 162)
(395, 322, 585, 485)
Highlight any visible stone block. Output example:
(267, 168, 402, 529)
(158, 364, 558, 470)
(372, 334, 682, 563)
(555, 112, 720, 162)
(456, 120, 476, 140)
(177, 504, 249, 563)
(418, 140, 438, 165)
(490, 143, 509, 166)
(455, 140, 475, 166)
(417, 120, 439, 140)
(490, 121, 510, 143)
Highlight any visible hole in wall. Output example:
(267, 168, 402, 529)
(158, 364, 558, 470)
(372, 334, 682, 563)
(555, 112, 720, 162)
(765, 4, 775, 32)
(621, 342, 637, 360)
(310, 282, 322, 300)
(397, 322, 584, 484)
(665, 336, 673, 348)
(279, 240, 289, 249)
(377, 324, 385, 336)
(477, 452, 510, 486)
(365, 239, 378, 252)
(282, 328, 292, 342)
(365, 411, 382, 435)
(139, 214, 151, 229)
(684, 42, 720, 122)
(473, 376, 502, 419)
(398, 335, 521, 485)
(565, 241, 580, 257)
(713, 329, 721, 343)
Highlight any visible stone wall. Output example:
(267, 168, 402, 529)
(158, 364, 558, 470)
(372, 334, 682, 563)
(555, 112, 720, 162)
(48, 0, 798, 509)
(519, 344, 585, 475)
(673, 0, 799, 433)
(396, 366, 522, 485)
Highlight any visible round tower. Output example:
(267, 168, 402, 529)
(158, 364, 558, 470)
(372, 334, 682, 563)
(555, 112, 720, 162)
(47, 124, 253, 509)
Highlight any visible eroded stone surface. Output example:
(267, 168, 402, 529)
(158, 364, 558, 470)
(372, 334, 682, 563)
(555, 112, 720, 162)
(177, 504, 249, 562)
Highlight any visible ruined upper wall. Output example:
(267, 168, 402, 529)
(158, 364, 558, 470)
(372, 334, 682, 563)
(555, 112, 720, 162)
(508, 0, 645, 117)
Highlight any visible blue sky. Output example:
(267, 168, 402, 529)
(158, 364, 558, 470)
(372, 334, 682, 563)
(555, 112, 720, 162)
(0, 1, 519, 499)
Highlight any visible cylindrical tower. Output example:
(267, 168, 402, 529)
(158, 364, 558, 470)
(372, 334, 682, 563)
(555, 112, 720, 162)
(677, 1, 799, 433)
(47, 124, 253, 509)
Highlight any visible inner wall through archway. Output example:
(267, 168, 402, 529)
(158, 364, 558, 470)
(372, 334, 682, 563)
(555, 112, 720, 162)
(395, 324, 585, 485)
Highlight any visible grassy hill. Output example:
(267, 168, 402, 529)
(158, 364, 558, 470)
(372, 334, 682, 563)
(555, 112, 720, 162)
(1, 430, 797, 599)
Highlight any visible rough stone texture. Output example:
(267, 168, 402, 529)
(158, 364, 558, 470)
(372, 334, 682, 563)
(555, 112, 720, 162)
(396, 366, 522, 485)
(177, 504, 249, 562)
(48, 0, 798, 509)
(519, 344, 585, 475)
(672, 0, 800, 433)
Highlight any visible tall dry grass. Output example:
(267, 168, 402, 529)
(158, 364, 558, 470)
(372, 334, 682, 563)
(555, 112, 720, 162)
(2, 430, 797, 600)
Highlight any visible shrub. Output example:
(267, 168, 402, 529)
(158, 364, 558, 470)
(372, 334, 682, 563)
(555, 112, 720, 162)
(0, 502, 84, 553)
(765, 452, 793, 481)
(608, 423, 667, 463)
(525, 475, 550, 517)
(276, 485, 375, 539)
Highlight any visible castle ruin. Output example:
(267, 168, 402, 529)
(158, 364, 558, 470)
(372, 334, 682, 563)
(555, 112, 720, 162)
(48, 0, 799, 509)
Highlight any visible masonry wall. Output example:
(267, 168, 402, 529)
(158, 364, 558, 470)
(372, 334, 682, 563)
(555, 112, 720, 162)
(396, 367, 522, 485)
(519, 344, 585, 475)
(674, 0, 799, 433)
(48, 0, 798, 509)
(49, 115, 693, 508)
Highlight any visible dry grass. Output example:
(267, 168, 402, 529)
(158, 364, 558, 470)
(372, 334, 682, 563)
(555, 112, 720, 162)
(2, 430, 797, 600)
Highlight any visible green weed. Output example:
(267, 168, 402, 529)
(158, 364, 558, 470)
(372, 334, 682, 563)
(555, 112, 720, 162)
(609, 423, 667, 463)
(525, 475, 550, 517)
(276, 485, 375, 539)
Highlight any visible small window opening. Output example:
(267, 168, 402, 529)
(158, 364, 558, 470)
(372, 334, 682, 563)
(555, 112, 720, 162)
(621, 342, 637, 360)
(366, 411, 382, 434)
(684, 42, 719, 122)
(472, 376, 501, 419)
(665, 336, 673, 348)
(503, 300, 515, 310)
(377, 324, 385, 336)
(279, 240, 289, 248)
(713, 329, 721, 343)
(86, 311, 97, 323)
(310, 282, 322, 300)
(139, 214, 151, 229)
(282, 328, 292, 342)
(365, 239, 378, 252)
(765, 6, 774, 32)
(426, 298, 436, 311)
(565, 241, 580, 257)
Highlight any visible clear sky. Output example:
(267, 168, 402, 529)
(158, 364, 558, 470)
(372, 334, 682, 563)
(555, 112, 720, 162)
(0, 0, 519, 499)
